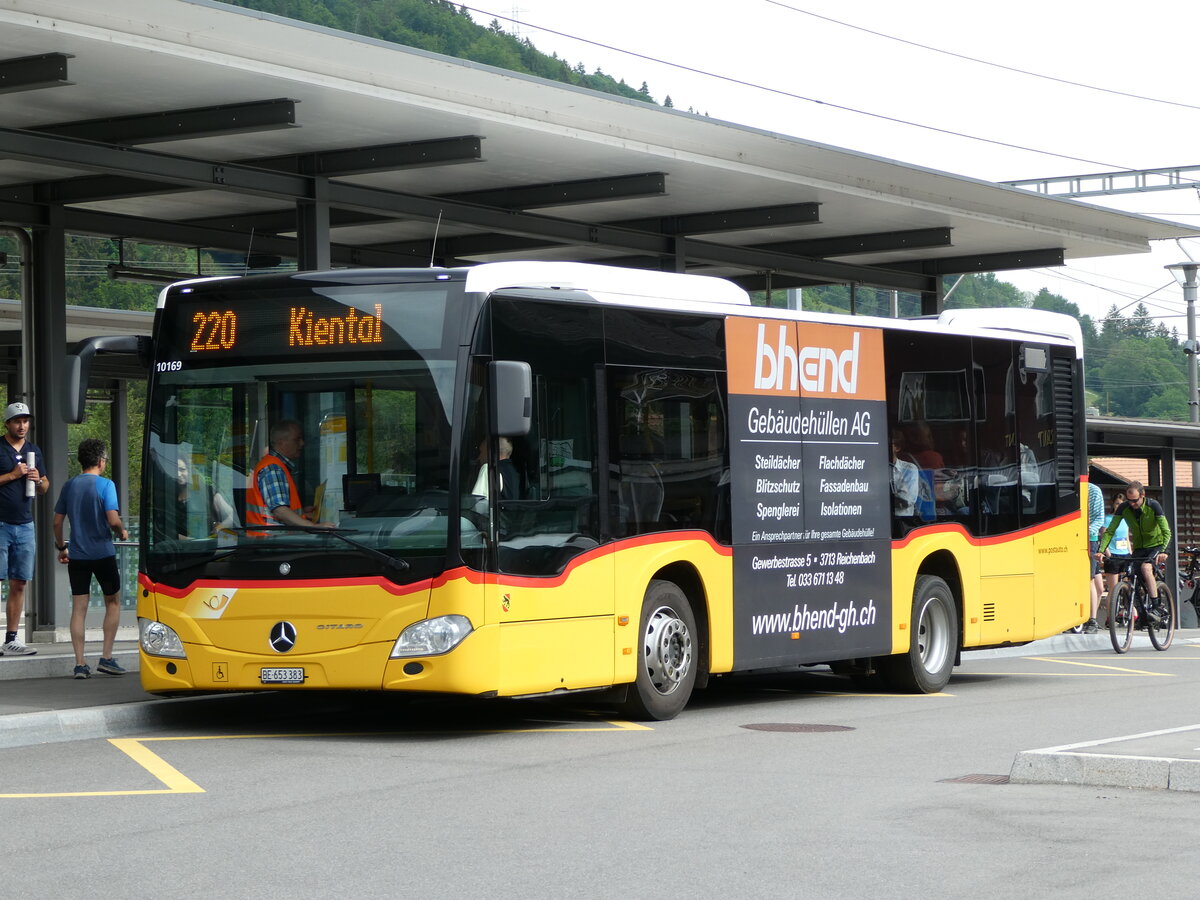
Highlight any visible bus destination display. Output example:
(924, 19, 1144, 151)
(183, 303, 385, 355)
(725, 317, 892, 668)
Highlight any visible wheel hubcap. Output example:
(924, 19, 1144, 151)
(643, 605, 692, 695)
(916, 596, 951, 674)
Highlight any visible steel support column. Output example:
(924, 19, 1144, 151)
(111, 379, 136, 633)
(28, 210, 69, 641)
(1159, 447, 1184, 625)
(296, 174, 331, 271)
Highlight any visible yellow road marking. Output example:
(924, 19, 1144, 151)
(0, 739, 204, 798)
(965, 656, 1175, 677)
(0, 720, 649, 799)
(810, 691, 954, 698)
(1025, 656, 1173, 676)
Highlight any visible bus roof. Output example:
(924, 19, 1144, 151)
(462, 261, 751, 307)
(158, 263, 1084, 355)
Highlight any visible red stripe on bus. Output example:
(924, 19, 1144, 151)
(140, 530, 733, 596)
(890, 509, 1081, 549)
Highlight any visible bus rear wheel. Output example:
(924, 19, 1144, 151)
(880, 574, 957, 693)
(620, 580, 698, 721)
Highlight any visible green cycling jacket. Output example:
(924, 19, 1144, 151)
(1098, 498, 1171, 553)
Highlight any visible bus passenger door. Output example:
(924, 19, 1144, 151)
(484, 298, 615, 695)
(973, 341, 1034, 644)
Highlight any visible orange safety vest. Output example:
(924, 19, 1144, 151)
(246, 452, 302, 532)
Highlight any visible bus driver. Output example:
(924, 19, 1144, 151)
(247, 420, 334, 531)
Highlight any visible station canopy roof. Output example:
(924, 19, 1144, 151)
(0, 0, 1195, 296)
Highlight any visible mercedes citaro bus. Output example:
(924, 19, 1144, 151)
(65, 262, 1087, 719)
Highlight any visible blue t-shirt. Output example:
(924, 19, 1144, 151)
(0, 439, 44, 525)
(54, 473, 119, 560)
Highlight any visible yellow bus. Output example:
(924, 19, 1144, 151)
(67, 262, 1087, 719)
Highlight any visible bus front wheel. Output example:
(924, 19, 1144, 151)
(620, 580, 698, 721)
(880, 574, 957, 693)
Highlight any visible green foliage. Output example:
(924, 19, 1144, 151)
(222, 0, 661, 103)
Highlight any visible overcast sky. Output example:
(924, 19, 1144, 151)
(462, 0, 1200, 327)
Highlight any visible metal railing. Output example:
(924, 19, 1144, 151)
(83, 522, 139, 611)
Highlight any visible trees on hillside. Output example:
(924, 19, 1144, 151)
(224, 0, 665, 104)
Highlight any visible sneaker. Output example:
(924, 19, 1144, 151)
(73, 664, 91, 679)
(96, 657, 126, 676)
(1, 639, 36, 656)
(1082, 619, 1099, 634)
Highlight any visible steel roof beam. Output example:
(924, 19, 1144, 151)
(251, 135, 483, 175)
(0, 128, 935, 290)
(0, 198, 396, 268)
(14, 138, 481, 208)
(442, 173, 666, 210)
(889, 247, 1064, 275)
(364, 233, 561, 261)
(35, 98, 298, 145)
(0, 53, 73, 95)
(184, 172, 668, 233)
(610, 203, 821, 235)
(755, 227, 952, 258)
(183, 207, 388, 235)
(367, 203, 824, 262)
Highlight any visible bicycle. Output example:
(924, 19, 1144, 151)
(1108, 556, 1175, 653)
(1178, 545, 1200, 622)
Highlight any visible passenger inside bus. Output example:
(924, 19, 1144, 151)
(890, 430, 919, 518)
(149, 452, 237, 540)
(901, 420, 970, 518)
(471, 436, 520, 502)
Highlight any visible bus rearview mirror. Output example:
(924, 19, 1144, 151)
(489, 360, 532, 437)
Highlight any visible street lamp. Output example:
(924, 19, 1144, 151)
(1167, 261, 1200, 486)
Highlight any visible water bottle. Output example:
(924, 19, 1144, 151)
(24, 451, 35, 498)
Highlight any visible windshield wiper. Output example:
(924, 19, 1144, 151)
(322, 527, 411, 572)
(226, 525, 411, 572)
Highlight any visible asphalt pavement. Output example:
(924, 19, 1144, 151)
(2, 630, 1200, 792)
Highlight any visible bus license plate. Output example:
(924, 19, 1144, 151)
(260, 667, 305, 684)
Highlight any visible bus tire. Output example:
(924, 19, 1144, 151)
(880, 574, 957, 693)
(620, 580, 698, 721)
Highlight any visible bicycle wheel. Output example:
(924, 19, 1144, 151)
(1148, 581, 1176, 651)
(1109, 582, 1135, 654)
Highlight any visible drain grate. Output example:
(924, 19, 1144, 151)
(939, 774, 1010, 784)
(740, 723, 855, 733)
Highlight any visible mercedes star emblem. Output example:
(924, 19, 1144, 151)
(269, 621, 297, 653)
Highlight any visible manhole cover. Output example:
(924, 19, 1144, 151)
(939, 774, 1010, 784)
(740, 723, 855, 733)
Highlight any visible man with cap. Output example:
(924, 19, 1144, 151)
(1, 401, 49, 655)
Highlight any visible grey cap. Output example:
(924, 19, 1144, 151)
(3, 402, 31, 422)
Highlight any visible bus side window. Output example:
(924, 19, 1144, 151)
(609, 367, 726, 538)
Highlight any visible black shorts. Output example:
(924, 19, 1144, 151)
(1130, 546, 1166, 566)
(1106, 547, 1165, 575)
(1102, 555, 1129, 575)
(67, 556, 120, 597)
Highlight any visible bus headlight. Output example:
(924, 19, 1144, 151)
(390, 615, 473, 658)
(139, 618, 187, 658)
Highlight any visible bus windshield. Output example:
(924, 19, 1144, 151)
(143, 278, 468, 587)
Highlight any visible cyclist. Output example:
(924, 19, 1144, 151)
(1095, 481, 1171, 622)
